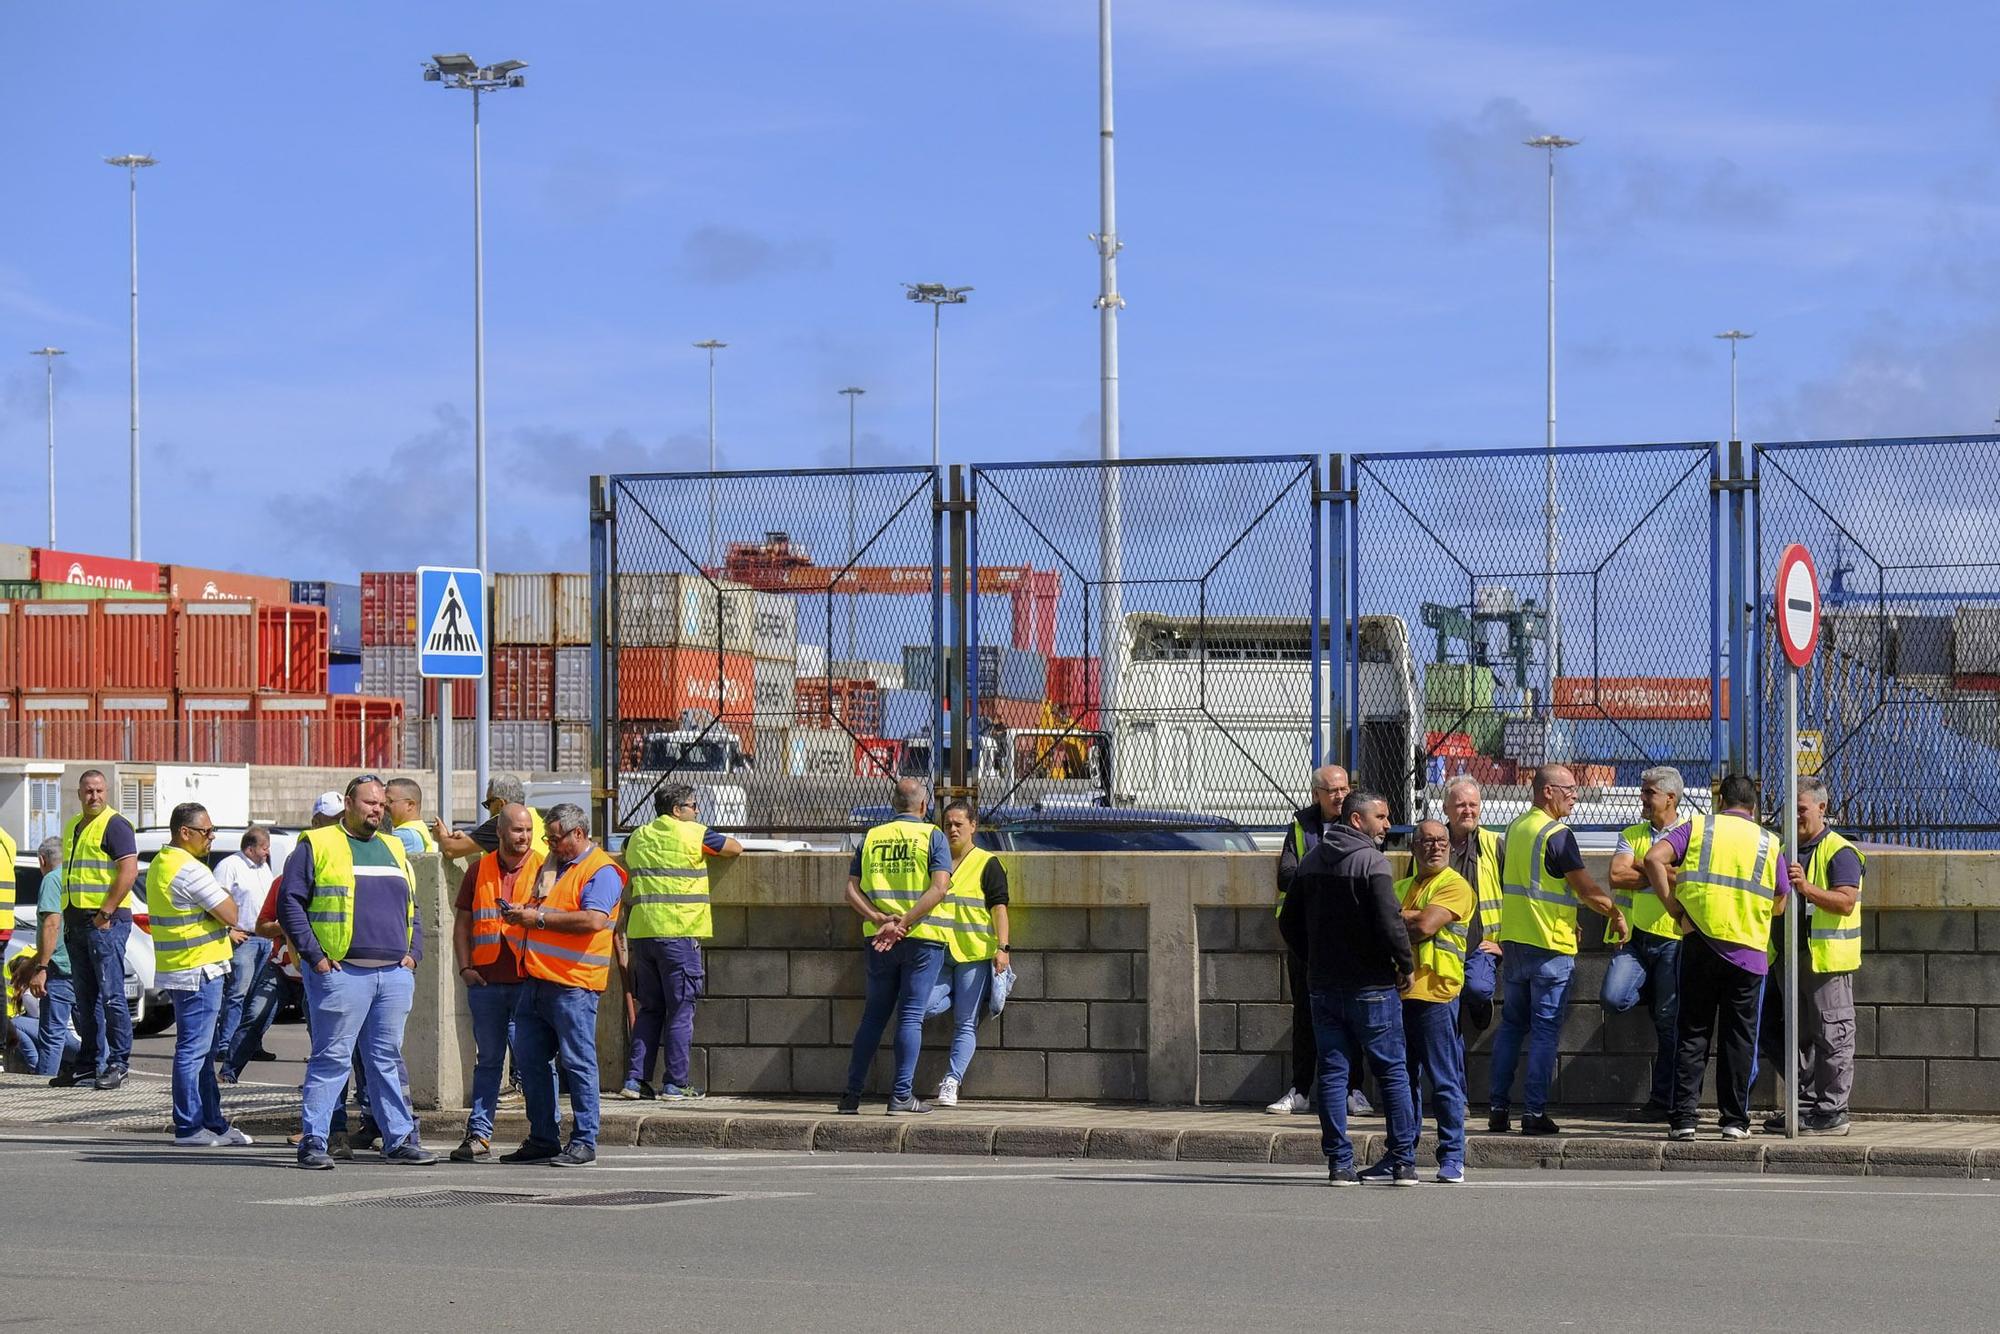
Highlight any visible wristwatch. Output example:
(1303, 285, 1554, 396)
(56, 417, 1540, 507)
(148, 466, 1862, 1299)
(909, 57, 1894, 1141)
(537, 909, 547, 928)
(997, 943, 1012, 952)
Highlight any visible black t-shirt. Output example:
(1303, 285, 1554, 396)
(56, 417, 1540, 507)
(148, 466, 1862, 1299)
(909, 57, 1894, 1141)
(978, 857, 1009, 909)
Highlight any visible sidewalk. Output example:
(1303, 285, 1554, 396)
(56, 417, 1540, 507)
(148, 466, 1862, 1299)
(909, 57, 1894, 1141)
(7, 1071, 2000, 1178)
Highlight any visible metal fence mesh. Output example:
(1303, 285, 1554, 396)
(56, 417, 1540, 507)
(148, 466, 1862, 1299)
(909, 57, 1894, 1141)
(1755, 435, 2000, 847)
(603, 468, 939, 833)
(1350, 443, 1719, 829)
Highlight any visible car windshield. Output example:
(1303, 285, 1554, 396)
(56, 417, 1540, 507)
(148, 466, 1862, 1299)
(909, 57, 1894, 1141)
(997, 827, 1258, 853)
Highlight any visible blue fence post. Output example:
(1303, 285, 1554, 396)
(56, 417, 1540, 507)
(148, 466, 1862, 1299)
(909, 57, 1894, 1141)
(1346, 458, 1362, 773)
(589, 475, 612, 839)
(1727, 439, 1749, 779)
(1709, 444, 1725, 793)
(1309, 455, 1323, 770)
(1327, 454, 1349, 770)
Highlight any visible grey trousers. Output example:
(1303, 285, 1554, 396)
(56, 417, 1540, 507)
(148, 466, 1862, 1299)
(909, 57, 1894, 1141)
(1799, 967, 1856, 1117)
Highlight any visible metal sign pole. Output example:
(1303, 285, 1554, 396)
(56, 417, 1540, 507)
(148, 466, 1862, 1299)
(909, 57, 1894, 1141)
(439, 687, 454, 840)
(1785, 663, 1800, 1140)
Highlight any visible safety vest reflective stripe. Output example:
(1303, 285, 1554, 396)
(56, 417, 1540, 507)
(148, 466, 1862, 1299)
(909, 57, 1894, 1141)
(1435, 923, 1469, 960)
(145, 847, 234, 973)
(1812, 925, 1862, 940)
(1675, 815, 1780, 952)
(623, 817, 712, 940)
(300, 826, 415, 963)
(1805, 829, 1865, 974)
(467, 849, 542, 967)
(67, 859, 116, 871)
(149, 911, 216, 928)
(629, 892, 711, 904)
(520, 936, 615, 967)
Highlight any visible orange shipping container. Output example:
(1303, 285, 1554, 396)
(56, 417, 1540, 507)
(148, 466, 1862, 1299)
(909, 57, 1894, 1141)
(163, 564, 290, 604)
(422, 676, 477, 718)
(97, 692, 176, 762)
(0, 600, 15, 694)
(98, 599, 177, 691)
(0, 693, 14, 755)
(179, 693, 256, 764)
(256, 694, 336, 767)
(178, 602, 258, 692)
(18, 602, 95, 693)
(330, 695, 405, 769)
(616, 648, 754, 720)
(1552, 676, 1729, 721)
(18, 693, 94, 759)
(257, 604, 329, 694)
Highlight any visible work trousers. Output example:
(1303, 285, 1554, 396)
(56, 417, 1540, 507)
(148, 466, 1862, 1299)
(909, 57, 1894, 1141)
(1284, 949, 1317, 1095)
(626, 936, 704, 1090)
(1761, 959, 1857, 1119)
(1672, 938, 1765, 1132)
(1600, 930, 1681, 1110)
(64, 909, 132, 1075)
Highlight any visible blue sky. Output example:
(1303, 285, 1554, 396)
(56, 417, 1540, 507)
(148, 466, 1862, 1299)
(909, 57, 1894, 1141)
(2, 1, 1997, 581)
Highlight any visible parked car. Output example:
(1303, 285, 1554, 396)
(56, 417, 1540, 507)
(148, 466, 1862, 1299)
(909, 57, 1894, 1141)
(845, 803, 1261, 853)
(6, 853, 156, 1035)
(125, 826, 301, 1034)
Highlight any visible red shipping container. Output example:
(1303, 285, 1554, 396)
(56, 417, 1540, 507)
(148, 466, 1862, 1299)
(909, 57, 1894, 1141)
(18, 692, 94, 759)
(179, 693, 257, 764)
(1425, 731, 1478, 759)
(1047, 656, 1102, 715)
(0, 693, 15, 756)
(793, 677, 882, 735)
(257, 603, 329, 694)
(361, 572, 418, 648)
(178, 601, 257, 692)
(98, 599, 177, 691)
(422, 676, 478, 718)
(853, 736, 901, 778)
(32, 547, 160, 593)
(493, 646, 556, 720)
(256, 695, 335, 767)
(18, 602, 96, 693)
(1553, 676, 1728, 721)
(331, 695, 406, 770)
(1955, 674, 2000, 692)
(617, 648, 754, 721)
(97, 692, 176, 762)
(979, 697, 1043, 732)
(163, 564, 290, 604)
(0, 600, 15, 694)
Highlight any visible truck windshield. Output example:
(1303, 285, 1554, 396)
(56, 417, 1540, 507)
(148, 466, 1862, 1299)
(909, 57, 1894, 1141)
(643, 739, 732, 771)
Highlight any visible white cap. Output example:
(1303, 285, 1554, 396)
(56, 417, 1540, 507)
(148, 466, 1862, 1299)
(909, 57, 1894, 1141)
(312, 792, 344, 819)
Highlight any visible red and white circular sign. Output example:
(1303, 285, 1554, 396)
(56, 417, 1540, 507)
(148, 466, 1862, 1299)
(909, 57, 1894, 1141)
(1775, 543, 1820, 669)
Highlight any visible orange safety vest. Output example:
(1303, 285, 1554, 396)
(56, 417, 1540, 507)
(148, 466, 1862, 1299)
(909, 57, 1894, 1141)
(518, 847, 623, 992)
(468, 848, 545, 967)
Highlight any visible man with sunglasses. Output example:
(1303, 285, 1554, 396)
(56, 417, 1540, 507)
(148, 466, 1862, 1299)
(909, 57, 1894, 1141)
(146, 803, 254, 1147)
(1397, 819, 1475, 1182)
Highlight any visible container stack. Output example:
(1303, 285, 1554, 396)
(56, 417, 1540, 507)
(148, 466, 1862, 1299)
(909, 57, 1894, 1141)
(479, 572, 593, 773)
(750, 591, 797, 764)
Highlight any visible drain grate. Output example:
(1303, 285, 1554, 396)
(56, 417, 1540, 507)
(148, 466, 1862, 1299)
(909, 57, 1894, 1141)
(338, 1189, 543, 1209)
(518, 1190, 727, 1208)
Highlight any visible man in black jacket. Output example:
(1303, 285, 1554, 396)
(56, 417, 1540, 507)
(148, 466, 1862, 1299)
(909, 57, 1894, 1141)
(1284, 790, 1419, 1186)
(1268, 764, 1348, 1115)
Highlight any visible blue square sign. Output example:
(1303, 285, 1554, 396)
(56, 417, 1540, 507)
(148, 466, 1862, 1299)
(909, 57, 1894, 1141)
(417, 566, 486, 679)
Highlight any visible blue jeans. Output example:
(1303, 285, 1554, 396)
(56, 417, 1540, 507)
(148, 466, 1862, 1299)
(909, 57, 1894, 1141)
(225, 955, 294, 1077)
(1488, 942, 1576, 1117)
(1309, 986, 1418, 1171)
(625, 937, 703, 1089)
(1462, 949, 1499, 1002)
(210, 936, 272, 1062)
(945, 959, 992, 1084)
(300, 965, 416, 1149)
(30, 973, 79, 1077)
(66, 911, 133, 1074)
(845, 939, 946, 1102)
(514, 979, 603, 1149)
(465, 981, 521, 1141)
(1403, 997, 1467, 1169)
(1600, 930, 1681, 1108)
(165, 976, 229, 1139)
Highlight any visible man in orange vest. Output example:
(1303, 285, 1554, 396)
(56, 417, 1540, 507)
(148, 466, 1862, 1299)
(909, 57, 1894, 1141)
(497, 802, 626, 1168)
(449, 803, 542, 1163)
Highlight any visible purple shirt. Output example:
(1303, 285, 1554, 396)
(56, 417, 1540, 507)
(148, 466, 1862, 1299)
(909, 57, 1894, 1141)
(1659, 811, 1787, 975)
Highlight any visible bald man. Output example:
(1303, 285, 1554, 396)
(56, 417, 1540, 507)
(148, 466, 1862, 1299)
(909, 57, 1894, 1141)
(1270, 765, 1349, 1115)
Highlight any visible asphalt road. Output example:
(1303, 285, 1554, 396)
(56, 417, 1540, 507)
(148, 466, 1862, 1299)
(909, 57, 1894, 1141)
(5, 1130, 2000, 1332)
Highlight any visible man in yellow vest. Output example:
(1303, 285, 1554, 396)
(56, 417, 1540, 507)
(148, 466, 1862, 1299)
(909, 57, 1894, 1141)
(618, 784, 741, 1102)
(1269, 764, 1348, 1115)
(1443, 776, 1503, 1032)
(144, 803, 255, 1148)
(1600, 765, 1690, 1120)
(60, 769, 140, 1091)
(1763, 775, 1863, 1136)
(1398, 819, 1475, 1183)
(497, 802, 626, 1168)
(448, 803, 542, 1163)
(1645, 773, 1784, 1141)
(276, 775, 437, 1169)
(934, 799, 1011, 1108)
(838, 778, 954, 1115)
(385, 777, 438, 857)
(1487, 764, 1626, 1136)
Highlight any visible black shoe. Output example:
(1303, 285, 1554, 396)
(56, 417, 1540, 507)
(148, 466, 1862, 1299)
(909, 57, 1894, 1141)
(329, 1132, 355, 1161)
(1803, 1112, 1851, 1137)
(1762, 1111, 1789, 1134)
(248, 1049, 279, 1063)
(1464, 995, 1494, 1033)
(48, 1071, 90, 1089)
(450, 1136, 492, 1164)
(551, 1141, 597, 1168)
(1636, 1101, 1672, 1123)
(383, 1139, 439, 1165)
(500, 1139, 562, 1164)
(1327, 1165, 1360, 1187)
(352, 1123, 383, 1153)
(94, 1066, 126, 1091)
(296, 1138, 336, 1170)
(1520, 1114, 1562, 1136)
(836, 1092, 862, 1115)
(216, 1067, 239, 1086)
(1486, 1110, 1511, 1134)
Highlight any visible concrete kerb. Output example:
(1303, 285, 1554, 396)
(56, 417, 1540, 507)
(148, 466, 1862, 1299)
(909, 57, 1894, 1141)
(1560, 1137, 1665, 1170)
(1866, 1145, 1972, 1178)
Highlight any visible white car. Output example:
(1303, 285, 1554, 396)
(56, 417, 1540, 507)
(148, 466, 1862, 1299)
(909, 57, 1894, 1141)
(124, 827, 299, 1034)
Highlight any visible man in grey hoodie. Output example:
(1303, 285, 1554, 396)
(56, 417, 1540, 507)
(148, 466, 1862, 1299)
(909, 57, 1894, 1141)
(1281, 790, 1419, 1186)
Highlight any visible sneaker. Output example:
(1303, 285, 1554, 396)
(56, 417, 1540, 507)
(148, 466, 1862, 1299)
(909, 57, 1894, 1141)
(287, 1132, 305, 1147)
(214, 1126, 255, 1147)
(1804, 1112, 1851, 1137)
(174, 1131, 223, 1147)
(1327, 1166, 1360, 1187)
(352, 1124, 383, 1153)
(500, 1139, 562, 1164)
(1667, 1125, 1697, 1142)
(94, 1066, 126, 1091)
(1435, 1162, 1467, 1184)
(329, 1132, 355, 1162)
(248, 1049, 279, 1063)
(616, 1080, 653, 1101)
(1720, 1124, 1751, 1141)
(1356, 1159, 1399, 1185)
(935, 1077, 961, 1108)
(1520, 1114, 1562, 1137)
(296, 1138, 336, 1170)
(48, 1071, 91, 1089)
(1486, 1110, 1511, 1134)
(836, 1092, 862, 1115)
(450, 1136, 492, 1163)
(551, 1141, 597, 1168)
(887, 1095, 932, 1115)
(1762, 1111, 1790, 1134)
(497, 1086, 525, 1105)
(216, 1068, 239, 1087)
(1348, 1089, 1373, 1116)
(660, 1084, 704, 1101)
(383, 1140, 439, 1165)
(1265, 1089, 1309, 1115)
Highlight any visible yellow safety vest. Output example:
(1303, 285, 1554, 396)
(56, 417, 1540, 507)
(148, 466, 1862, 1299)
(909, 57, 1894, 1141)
(300, 825, 415, 963)
(857, 819, 951, 946)
(61, 807, 122, 910)
(1397, 867, 1472, 997)
(1614, 820, 1687, 942)
(624, 815, 713, 940)
(1276, 817, 1312, 917)
(1499, 807, 1580, 955)
(0, 826, 15, 920)
(144, 846, 234, 975)
(1805, 828, 1864, 975)
(1468, 827, 1503, 940)
(395, 819, 437, 854)
(526, 808, 550, 858)
(1675, 813, 1779, 952)
(941, 845, 1000, 964)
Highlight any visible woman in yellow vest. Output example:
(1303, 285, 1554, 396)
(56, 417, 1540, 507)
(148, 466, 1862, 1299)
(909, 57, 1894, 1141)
(146, 803, 256, 1148)
(934, 801, 1011, 1108)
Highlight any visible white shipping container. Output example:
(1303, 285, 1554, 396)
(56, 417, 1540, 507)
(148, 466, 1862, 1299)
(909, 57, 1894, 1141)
(554, 722, 591, 772)
(751, 591, 798, 661)
(795, 641, 827, 679)
(360, 646, 421, 715)
(494, 572, 593, 647)
(491, 720, 552, 771)
(553, 573, 591, 645)
(421, 720, 479, 770)
(554, 647, 591, 720)
(753, 657, 797, 721)
(0, 542, 32, 581)
(614, 574, 755, 654)
(754, 727, 792, 768)
(1118, 659, 1334, 718)
(1113, 715, 1308, 828)
(788, 728, 853, 778)
(829, 659, 901, 686)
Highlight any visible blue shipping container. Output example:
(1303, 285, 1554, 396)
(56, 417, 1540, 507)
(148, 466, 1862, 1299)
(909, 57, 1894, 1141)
(880, 688, 933, 739)
(293, 580, 363, 656)
(329, 654, 363, 695)
(997, 648, 1047, 702)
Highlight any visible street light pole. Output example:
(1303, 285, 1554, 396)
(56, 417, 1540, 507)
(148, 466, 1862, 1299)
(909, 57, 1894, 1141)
(105, 154, 155, 560)
(903, 284, 971, 469)
(695, 339, 727, 568)
(1716, 330, 1754, 442)
(31, 347, 65, 548)
(1526, 133, 1577, 697)
(1095, 0, 1126, 724)
(839, 386, 866, 664)
(426, 52, 527, 805)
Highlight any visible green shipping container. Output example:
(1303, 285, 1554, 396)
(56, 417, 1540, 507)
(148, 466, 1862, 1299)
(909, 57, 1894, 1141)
(1424, 663, 1496, 710)
(32, 581, 166, 602)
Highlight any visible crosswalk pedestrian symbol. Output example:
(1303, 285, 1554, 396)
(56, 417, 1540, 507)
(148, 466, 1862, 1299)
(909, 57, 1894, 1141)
(416, 565, 486, 679)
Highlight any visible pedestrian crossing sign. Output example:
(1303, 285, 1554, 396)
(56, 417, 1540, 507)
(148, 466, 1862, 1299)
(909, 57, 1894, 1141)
(417, 565, 486, 679)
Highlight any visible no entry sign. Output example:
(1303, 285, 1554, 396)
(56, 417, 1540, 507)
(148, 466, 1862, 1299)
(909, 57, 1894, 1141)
(1776, 544, 1820, 669)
